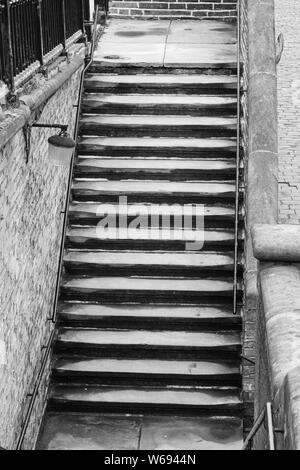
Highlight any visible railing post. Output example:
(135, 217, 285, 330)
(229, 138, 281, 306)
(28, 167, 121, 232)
(0, 0, 14, 92)
(80, 0, 86, 33)
(35, 0, 44, 66)
(61, 0, 66, 51)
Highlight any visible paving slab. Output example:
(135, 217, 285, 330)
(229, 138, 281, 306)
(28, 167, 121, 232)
(164, 43, 237, 68)
(37, 413, 141, 450)
(168, 20, 237, 44)
(37, 413, 243, 450)
(93, 18, 237, 68)
(94, 43, 166, 67)
(101, 18, 171, 44)
(139, 415, 243, 450)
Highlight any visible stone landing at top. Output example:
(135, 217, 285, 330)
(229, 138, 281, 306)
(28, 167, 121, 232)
(109, 0, 237, 21)
(94, 18, 237, 68)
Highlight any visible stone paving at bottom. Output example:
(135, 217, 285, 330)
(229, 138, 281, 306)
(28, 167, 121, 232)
(37, 413, 243, 450)
(275, 0, 300, 223)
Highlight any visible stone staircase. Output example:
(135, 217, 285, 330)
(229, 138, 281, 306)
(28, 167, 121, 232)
(37, 62, 244, 450)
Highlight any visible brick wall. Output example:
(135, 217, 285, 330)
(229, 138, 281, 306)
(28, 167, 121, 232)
(110, 0, 237, 20)
(0, 63, 83, 450)
(239, 0, 255, 430)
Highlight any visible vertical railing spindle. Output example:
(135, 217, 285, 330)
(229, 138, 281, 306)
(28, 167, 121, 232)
(36, 0, 44, 66)
(61, 0, 66, 51)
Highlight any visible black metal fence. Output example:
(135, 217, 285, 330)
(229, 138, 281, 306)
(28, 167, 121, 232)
(0, 0, 108, 92)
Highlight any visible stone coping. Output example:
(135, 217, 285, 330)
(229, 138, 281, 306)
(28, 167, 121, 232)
(252, 224, 300, 261)
(280, 366, 300, 449)
(0, 45, 85, 152)
(259, 262, 300, 393)
(254, 228, 300, 448)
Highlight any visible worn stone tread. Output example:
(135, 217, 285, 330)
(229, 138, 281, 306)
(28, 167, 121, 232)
(68, 202, 236, 223)
(56, 327, 241, 350)
(72, 179, 236, 198)
(84, 73, 237, 86)
(37, 412, 243, 450)
(82, 93, 237, 109)
(53, 357, 240, 380)
(64, 250, 235, 270)
(66, 226, 236, 243)
(49, 384, 242, 410)
(80, 114, 237, 128)
(58, 303, 241, 323)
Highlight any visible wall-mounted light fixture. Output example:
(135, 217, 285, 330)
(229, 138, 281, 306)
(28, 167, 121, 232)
(24, 123, 76, 167)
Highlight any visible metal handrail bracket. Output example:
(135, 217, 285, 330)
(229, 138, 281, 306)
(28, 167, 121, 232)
(243, 402, 276, 450)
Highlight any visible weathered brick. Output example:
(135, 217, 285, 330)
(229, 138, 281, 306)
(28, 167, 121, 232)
(0, 65, 82, 450)
(275, 0, 300, 224)
(110, 0, 237, 18)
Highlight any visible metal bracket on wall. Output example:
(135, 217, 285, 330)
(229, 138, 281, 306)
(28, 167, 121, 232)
(276, 33, 284, 65)
(240, 354, 255, 365)
(23, 124, 32, 164)
(23, 122, 68, 163)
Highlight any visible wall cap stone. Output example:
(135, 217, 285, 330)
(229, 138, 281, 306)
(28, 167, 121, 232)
(252, 224, 300, 262)
(259, 262, 300, 394)
(280, 366, 300, 450)
(0, 49, 85, 151)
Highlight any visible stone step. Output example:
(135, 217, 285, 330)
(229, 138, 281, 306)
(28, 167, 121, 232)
(48, 384, 242, 414)
(82, 93, 237, 116)
(74, 157, 237, 180)
(60, 276, 242, 304)
(58, 303, 242, 330)
(77, 136, 236, 158)
(89, 65, 238, 75)
(68, 202, 237, 228)
(55, 328, 241, 357)
(78, 136, 236, 158)
(79, 114, 237, 138)
(71, 180, 236, 203)
(36, 412, 243, 450)
(84, 74, 237, 95)
(52, 356, 241, 386)
(63, 250, 241, 277)
(65, 226, 242, 251)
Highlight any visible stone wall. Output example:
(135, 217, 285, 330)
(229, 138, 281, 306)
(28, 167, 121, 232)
(252, 225, 300, 449)
(238, 0, 255, 430)
(0, 50, 84, 450)
(109, 0, 237, 20)
(275, 0, 300, 224)
(242, 0, 278, 436)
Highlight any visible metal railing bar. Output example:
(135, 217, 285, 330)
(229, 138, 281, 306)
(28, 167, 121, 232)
(242, 407, 266, 450)
(51, 5, 99, 323)
(50, 4, 102, 325)
(233, 0, 242, 315)
(16, 329, 55, 450)
(266, 402, 276, 450)
(243, 402, 276, 451)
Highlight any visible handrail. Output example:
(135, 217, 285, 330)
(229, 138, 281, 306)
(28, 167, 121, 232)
(243, 402, 276, 450)
(50, 2, 103, 324)
(233, 0, 242, 315)
(15, 4, 102, 450)
(16, 330, 55, 450)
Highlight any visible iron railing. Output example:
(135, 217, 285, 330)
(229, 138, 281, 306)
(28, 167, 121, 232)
(0, 0, 108, 93)
(233, 0, 242, 315)
(243, 402, 277, 450)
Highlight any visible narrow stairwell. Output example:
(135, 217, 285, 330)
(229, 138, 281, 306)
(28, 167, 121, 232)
(37, 24, 244, 450)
